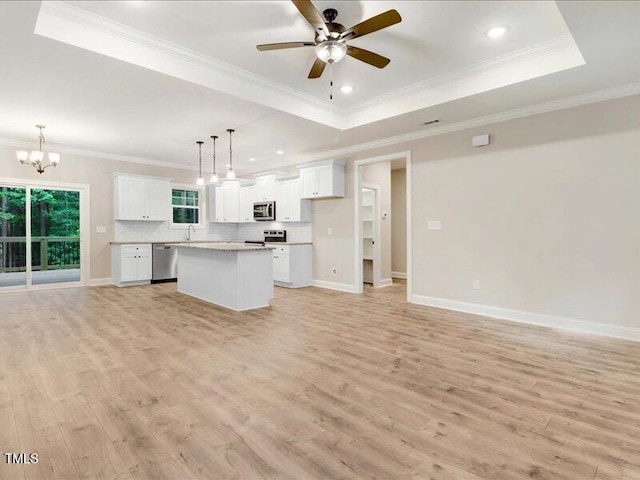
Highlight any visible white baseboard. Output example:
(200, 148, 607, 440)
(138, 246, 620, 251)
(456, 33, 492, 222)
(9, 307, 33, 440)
(410, 294, 640, 342)
(378, 278, 393, 287)
(312, 279, 358, 293)
(392, 271, 407, 279)
(89, 277, 112, 286)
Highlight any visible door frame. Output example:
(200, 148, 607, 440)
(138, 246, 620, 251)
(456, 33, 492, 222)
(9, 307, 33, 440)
(0, 176, 90, 292)
(353, 151, 412, 299)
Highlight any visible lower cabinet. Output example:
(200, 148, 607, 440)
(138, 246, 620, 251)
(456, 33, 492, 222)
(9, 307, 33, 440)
(272, 244, 312, 288)
(111, 244, 152, 286)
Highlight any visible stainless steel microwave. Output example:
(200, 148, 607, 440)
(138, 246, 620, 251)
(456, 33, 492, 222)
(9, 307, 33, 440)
(253, 201, 275, 221)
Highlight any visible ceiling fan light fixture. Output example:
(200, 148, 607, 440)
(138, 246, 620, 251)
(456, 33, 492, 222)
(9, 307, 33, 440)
(315, 40, 347, 64)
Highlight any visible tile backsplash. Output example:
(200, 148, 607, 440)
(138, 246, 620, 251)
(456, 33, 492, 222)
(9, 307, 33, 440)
(114, 221, 311, 243)
(236, 222, 312, 243)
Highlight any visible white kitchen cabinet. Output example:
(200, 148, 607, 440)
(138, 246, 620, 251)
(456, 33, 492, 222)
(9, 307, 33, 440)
(276, 177, 310, 222)
(111, 244, 152, 286)
(239, 185, 255, 223)
(207, 185, 225, 222)
(113, 175, 170, 221)
(222, 181, 240, 223)
(273, 249, 290, 283)
(271, 244, 312, 288)
(298, 160, 345, 199)
(253, 174, 276, 202)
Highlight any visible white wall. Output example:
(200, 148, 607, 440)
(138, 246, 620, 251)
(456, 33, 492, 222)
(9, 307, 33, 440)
(311, 95, 640, 336)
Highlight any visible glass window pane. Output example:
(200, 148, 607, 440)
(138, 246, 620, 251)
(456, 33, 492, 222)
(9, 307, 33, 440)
(31, 188, 81, 285)
(173, 207, 198, 224)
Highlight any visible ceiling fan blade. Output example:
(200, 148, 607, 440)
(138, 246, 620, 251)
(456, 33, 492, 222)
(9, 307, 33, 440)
(341, 9, 401, 41)
(256, 42, 315, 51)
(292, 0, 329, 39)
(346, 45, 390, 68)
(308, 58, 326, 79)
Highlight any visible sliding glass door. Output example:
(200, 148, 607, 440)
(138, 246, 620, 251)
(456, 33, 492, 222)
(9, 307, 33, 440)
(0, 186, 27, 288)
(0, 184, 83, 290)
(31, 188, 81, 285)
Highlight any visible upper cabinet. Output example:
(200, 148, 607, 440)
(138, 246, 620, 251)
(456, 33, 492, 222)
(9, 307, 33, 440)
(299, 160, 345, 199)
(207, 185, 224, 223)
(222, 181, 240, 223)
(113, 175, 170, 221)
(239, 185, 255, 223)
(253, 174, 277, 202)
(208, 181, 245, 223)
(276, 177, 310, 222)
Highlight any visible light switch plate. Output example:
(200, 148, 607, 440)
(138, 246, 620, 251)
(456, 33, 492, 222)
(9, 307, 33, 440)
(328, 227, 332, 235)
(96, 226, 107, 233)
(426, 221, 442, 231)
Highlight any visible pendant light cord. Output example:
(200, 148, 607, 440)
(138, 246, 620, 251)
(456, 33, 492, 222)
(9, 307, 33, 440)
(227, 129, 234, 172)
(196, 141, 203, 178)
(211, 135, 218, 175)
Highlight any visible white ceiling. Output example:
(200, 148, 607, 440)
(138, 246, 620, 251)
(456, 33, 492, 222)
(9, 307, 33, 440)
(0, 1, 639, 175)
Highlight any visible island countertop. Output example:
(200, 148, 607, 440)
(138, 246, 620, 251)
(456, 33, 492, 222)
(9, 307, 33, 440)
(173, 242, 275, 252)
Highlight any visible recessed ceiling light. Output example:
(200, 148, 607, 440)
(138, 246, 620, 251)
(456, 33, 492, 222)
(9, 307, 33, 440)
(486, 26, 509, 38)
(249, 157, 256, 162)
(340, 85, 353, 94)
(276, 150, 284, 155)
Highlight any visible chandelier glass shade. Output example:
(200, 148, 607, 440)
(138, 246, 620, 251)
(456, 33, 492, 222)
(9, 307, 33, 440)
(17, 125, 60, 174)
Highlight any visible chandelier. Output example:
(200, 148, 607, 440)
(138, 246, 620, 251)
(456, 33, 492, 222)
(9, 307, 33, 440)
(16, 125, 61, 174)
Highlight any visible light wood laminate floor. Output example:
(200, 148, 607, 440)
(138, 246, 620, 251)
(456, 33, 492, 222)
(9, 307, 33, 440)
(1, 281, 639, 480)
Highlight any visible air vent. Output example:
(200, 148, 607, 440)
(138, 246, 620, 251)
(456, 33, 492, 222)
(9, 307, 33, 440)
(423, 119, 441, 126)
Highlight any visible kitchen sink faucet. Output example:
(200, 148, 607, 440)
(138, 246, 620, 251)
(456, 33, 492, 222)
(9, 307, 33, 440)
(187, 224, 196, 241)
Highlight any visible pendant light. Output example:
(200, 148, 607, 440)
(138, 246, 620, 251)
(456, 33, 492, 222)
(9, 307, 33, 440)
(226, 128, 236, 180)
(196, 141, 204, 185)
(209, 135, 219, 184)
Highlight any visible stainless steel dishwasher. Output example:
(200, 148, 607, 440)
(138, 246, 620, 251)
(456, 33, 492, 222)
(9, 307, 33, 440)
(152, 244, 178, 283)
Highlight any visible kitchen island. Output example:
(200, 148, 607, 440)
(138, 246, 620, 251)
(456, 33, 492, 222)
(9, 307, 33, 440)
(174, 242, 274, 311)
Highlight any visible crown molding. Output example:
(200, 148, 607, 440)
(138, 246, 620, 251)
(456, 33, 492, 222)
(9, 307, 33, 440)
(297, 81, 640, 163)
(36, 1, 345, 128)
(0, 137, 197, 172)
(3, 82, 639, 175)
(343, 33, 585, 129)
(349, 34, 578, 113)
(36, 2, 584, 131)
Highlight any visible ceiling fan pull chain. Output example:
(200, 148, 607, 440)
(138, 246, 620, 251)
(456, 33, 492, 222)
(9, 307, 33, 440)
(330, 63, 334, 100)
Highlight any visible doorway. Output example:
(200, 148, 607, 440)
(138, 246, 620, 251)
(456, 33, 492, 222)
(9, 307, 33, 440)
(354, 151, 412, 299)
(0, 180, 89, 291)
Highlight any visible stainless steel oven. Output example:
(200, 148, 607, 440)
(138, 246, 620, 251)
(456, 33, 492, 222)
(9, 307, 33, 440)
(253, 201, 275, 221)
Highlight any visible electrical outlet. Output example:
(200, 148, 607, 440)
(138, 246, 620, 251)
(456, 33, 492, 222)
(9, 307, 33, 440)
(328, 227, 333, 235)
(473, 279, 481, 290)
(96, 226, 107, 233)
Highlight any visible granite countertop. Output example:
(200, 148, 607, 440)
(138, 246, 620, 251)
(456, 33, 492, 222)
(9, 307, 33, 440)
(110, 240, 225, 245)
(173, 242, 275, 252)
(110, 240, 312, 246)
(265, 242, 313, 246)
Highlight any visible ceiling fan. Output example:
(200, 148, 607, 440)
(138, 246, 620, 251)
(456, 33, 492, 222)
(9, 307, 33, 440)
(256, 0, 401, 79)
